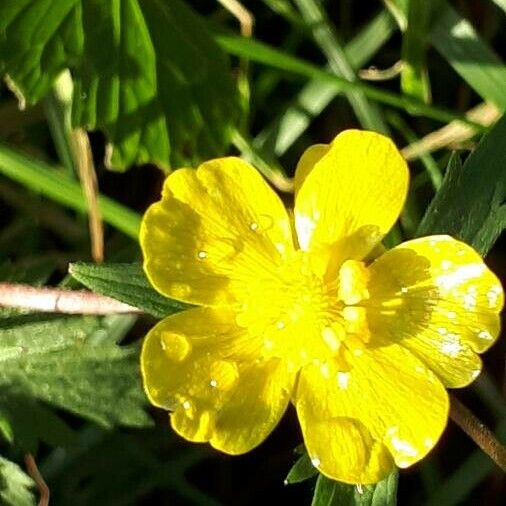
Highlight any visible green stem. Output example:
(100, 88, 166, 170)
(216, 34, 486, 130)
(0, 143, 141, 241)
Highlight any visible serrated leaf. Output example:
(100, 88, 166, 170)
(0, 0, 239, 169)
(0, 313, 151, 428)
(0, 457, 36, 506)
(417, 113, 506, 255)
(311, 470, 398, 506)
(69, 262, 188, 319)
(285, 452, 318, 484)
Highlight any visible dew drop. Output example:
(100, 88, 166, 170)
(181, 399, 196, 419)
(310, 456, 321, 468)
(400, 287, 408, 294)
(209, 360, 239, 392)
(478, 330, 492, 340)
(337, 371, 350, 389)
(258, 214, 274, 231)
(276, 320, 286, 330)
(197, 250, 207, 260)
(160, 332, 191, 362)
(249, 222, 259, 232)
(423, 437, 434, 449)
(356, 484, 364, 495)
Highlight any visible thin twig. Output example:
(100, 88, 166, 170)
(359, 61, 404, 81)
(0, 283, 141, 314)
(401, 102, 500, 161)
(217, 0, 254, 37)
(24, 454, 49, 506)
(450, 394, 506, 473)
(72, 128, 104, 263)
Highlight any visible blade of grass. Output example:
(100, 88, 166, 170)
(387, 111, 443, 189)
(255, 10, 397, 155)
(294, 0, 389, 133)
(385, 0, 506, 110)
(0, 144, 141, 241)
(400, 0, 432, 105)
(215, 34, 485, 129)
(489, 0, 506, 14)
(425, 419, 506, 506)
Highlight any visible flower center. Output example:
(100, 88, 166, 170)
(235, 251, 371, 370)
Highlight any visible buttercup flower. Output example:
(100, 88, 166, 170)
(140, 130, 503, 484)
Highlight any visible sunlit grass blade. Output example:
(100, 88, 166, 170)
(386, 0, 506, 110)
(0, 144, 141, 241)
(294, 0, 388, 133)
(216, 33, 484, 129)
(255, 10, 396, 155)
(400, 0, 432, 105)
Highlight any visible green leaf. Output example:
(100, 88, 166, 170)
(69, 262, 188, 319)
(417, 113, 506, 255)
(311, 470, 398, 506)
(0, 313, 151, 428)
(285, 452, 318, 484)
(0, 457, 36, 506)
(0, 393, 76, 452)
(0, 0, 239, 169)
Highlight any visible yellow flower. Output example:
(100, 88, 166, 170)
(140, 130, 503, 484)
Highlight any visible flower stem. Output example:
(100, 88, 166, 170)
(450, 394, 506, 472)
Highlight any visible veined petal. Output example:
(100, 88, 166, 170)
(141, 307, 293, 454)
(295, 344, 448, 483)
(141, 157, 294, 306)
(294, 130, 408, 257)
(293, 143, 329, 195)
(367, 236, 503, 387)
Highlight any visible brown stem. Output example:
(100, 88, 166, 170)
(450, 394, 506, 472)
(0, 283, 141, 314)
(24, 454, 49, 506)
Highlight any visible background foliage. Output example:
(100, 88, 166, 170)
(0, 0, 505, 504)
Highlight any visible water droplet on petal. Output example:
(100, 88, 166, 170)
(209, 360, 239, 392)
(249, 222, 259, 232)
(276, 320, 286, 330)
(160, 332, 191, 362)
(258, 214, 274, 232)
(311, 456, 321, 468)
(478, 330, 492, 340)
(197, 250, 207, 260)
(400, 287, 408, 294)
(337, 371, 350, 389)
(181, 399, 196, 419)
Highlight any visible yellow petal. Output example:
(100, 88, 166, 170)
(367, 235, 503, 387)
(294, 130, 409, 256)
(295, 344, 448, 483)
(141, 307, 293, 454)
(293, 143, 329, 195)
(141, 157, 294, 306)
